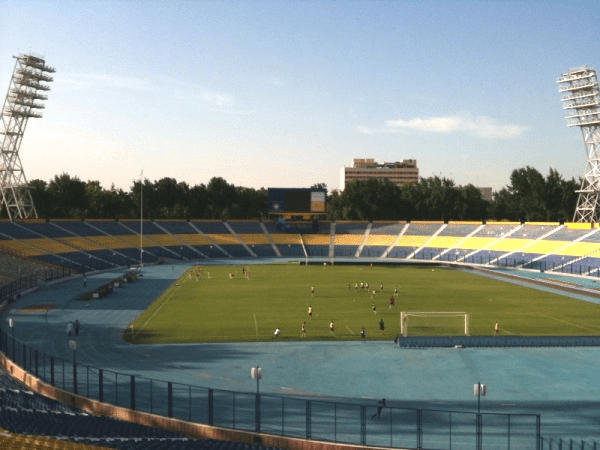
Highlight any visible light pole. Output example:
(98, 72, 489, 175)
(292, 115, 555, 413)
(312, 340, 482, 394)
(474, 382, 486, 450)
(69, 339, 77, 394)
(139, 169, 144, 268)
(251, 366, 262, 432)
(8, 318, 14, 361)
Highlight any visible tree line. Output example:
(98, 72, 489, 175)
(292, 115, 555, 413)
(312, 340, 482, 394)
(24, 166, 578, 222)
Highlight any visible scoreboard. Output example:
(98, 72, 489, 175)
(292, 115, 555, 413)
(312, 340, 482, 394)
(268, 188, 326, 216)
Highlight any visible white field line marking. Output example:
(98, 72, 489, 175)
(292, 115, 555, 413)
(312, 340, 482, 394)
(499, 328, 515, 335)
(133, 276, 187, 339)
(346, 325, 355, 335)
(536, 312, 599, 333)
(254, 313, 259, 336)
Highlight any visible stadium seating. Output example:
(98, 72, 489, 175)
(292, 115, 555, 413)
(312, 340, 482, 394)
(0, 371, 282, 450)
(2, 220, 600, 277)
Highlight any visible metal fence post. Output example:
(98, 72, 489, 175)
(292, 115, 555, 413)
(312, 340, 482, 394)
(417, 409, 422, 450)
(73, 360, 77, 395)
(360, 405, 366, 445)
(168, 382, 173, 418)
(99, 369, 103, 402)
(508, 414, 511, 450)
(334, 402, 337, 443)
(208, 388, 213, 426)
(255, 393, 261, 433)
(449, 411, 452, 450)
(130, 375, 135, 410)
(306, 400, 311, 440)
(537, 415, 541, 450)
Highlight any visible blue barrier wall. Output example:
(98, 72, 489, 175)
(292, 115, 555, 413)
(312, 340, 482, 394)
(399, 335, 600, 348)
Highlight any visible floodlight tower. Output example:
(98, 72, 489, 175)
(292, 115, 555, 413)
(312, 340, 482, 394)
(558, 66, 600, 223)
(0, 53, 55, 220)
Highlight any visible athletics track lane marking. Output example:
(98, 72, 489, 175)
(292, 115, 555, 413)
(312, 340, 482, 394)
(132, 274, 188, 340)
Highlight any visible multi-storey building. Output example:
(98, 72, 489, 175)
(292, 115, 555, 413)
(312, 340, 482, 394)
(340, 158, 419, 190)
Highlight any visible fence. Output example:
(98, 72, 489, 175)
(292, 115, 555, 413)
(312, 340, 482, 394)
(0, 266, 77, 305)
(539, 439, 599, 450)
(0, 326, 541, 450)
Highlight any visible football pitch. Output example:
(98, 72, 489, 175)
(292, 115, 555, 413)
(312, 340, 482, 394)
(125, 263, 600, 344)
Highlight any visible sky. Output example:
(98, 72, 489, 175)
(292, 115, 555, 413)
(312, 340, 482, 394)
(1, 0, 600, 194)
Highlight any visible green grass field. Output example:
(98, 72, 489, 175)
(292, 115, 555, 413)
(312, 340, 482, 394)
(125, 264, 600, 344)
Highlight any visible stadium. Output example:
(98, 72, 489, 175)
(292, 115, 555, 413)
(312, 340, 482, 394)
(1, 32, 600, 450)
(0, 217, 600, 450)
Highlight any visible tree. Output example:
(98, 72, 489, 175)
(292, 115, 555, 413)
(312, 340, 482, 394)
(47, 173, 87, 218)
(507, 166, 546, 221)
(206, 177, 237, 219)
(28, 179, 50, 219)
(341, 179, 403, 220)
(458, 184, 489, 221)
(544, 169, 578, 222)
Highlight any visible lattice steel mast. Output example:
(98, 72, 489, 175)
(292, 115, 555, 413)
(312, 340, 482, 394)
(558, 66, 600, 223)
(0, 53, 55, 220)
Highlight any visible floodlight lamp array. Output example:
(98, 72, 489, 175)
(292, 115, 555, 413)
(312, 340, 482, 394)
(557, 66, 600, 127)
(0, 53, 55, 220)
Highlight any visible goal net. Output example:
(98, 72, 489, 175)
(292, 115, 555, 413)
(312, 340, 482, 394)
(400, 312, 469, 336)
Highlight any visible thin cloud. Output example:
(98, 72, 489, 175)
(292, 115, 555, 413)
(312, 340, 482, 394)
(360, 114, 528, 139)
(199, 91, 234, 108)
(61, 73, 236, 110)
(356, 125, 375, 135)
(386, 115, 463, 134)
(61, 73, 155, 92)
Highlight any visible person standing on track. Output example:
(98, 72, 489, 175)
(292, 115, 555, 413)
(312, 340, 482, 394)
(371, 398, 386, 419)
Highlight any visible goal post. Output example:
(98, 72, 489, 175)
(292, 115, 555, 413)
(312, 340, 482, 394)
(400, 311, 469, 336)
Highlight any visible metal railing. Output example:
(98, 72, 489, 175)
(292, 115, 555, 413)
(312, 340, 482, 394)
(0, 326, 541, 450)
(0, 266, 77, 305)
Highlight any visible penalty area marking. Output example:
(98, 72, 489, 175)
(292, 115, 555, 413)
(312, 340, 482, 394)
(132, 274, 188, 340)
(536, 312, 599, 334)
